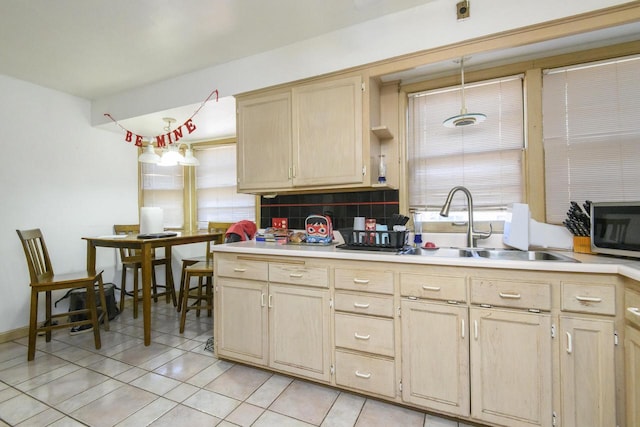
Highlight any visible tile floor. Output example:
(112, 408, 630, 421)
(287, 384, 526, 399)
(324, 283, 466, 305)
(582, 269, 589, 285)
(0, 301, 465, 427)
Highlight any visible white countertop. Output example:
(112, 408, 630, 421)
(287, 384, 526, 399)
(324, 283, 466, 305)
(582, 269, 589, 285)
(212, 240, 640, 281)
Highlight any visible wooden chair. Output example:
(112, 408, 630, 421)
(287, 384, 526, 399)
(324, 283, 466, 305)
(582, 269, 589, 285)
(178, 222, 231, 333)
(17, 229, 110, 361)
(114, 224, 177, 318)
(176, 222, 232, 312)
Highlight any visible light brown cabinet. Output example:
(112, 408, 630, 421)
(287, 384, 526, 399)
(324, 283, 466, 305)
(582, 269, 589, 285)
(235, 74, 398, 194)
(215, 255, 331, 382)
(625, 287, 640, 426)
(333, 267, 396, 398)
(401, 299, 470, 417)
(470, 307, 552, 427)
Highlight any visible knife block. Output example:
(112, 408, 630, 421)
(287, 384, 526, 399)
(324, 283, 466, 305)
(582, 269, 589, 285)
(573, 236, 593, 254)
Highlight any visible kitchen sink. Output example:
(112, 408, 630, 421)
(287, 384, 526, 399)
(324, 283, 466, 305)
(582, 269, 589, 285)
(402, 247, 579, 262)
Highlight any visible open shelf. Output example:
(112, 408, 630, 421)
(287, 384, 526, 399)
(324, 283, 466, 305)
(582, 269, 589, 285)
(371, 125, 394, 140)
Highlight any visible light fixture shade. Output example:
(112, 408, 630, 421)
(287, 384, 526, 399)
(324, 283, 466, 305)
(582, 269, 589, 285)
(443, 111, 487, 128)
(180, 148, 200, 166)
(138, 144, 160, 164)
(158, 145, 184, 166)
(443, 57, 486, 128)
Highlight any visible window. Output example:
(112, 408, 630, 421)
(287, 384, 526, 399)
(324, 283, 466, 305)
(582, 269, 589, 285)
(543, 55, 640, 224)
(195, 144, 255, 228)
(140, 142, 255, 230)
(407, 75, 524, 224)
(140, 162, 184, 228)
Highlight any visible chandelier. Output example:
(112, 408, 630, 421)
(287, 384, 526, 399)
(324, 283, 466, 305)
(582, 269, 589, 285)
(138, 117, 200, 166)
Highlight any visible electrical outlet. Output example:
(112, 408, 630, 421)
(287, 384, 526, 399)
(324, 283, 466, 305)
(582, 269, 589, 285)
(457, 1, 470, 20)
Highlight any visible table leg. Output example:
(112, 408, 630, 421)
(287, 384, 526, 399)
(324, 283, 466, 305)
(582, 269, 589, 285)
(141, 242, 153, 345)
(86, 240, 97, 275)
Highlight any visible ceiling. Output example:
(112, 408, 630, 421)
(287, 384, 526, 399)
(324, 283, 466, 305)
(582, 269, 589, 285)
(2, 1, 639, 142)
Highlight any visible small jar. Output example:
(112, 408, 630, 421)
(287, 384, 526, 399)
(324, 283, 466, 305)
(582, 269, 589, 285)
(378, 154, 387, 183)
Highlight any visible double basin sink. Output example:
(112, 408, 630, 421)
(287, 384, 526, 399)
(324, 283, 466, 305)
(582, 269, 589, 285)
(401, 247, 579, 263)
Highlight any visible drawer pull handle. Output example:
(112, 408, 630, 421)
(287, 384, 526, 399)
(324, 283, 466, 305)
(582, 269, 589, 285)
(261, 293, 265, 307)
(566, 331, 573, 354)
(268, 294, 273, 308)
(461, 319, 465, 339)
(474, 320, 478, 340)
(628, 307, 640, 317)
(422, 285, 441, 291)
(353, 278, 370, 285)
(499, 292, 521, 299)
(233, 268, 247, 273)
(289, 273, 304, 278)
(353, 302, 370, 309)
(354, 333, 371, 340)
(355, 370, 371, 379)
(575, 296, 602, 303)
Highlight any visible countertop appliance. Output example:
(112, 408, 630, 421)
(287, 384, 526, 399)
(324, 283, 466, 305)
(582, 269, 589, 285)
(591, 201, 640, 258)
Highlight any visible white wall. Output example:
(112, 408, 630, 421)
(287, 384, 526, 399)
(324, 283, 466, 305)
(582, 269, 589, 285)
(92, 0, 630, 125)
(0, 75, 138, 333)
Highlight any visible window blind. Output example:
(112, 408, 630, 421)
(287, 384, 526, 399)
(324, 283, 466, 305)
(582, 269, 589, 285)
(141, 162, 184, 228)
(196, 145, 255, 228)
(408, 76, 524, 217)
(543, 55, 640, 224)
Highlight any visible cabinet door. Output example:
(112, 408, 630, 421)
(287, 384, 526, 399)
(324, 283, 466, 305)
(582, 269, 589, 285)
(559, 316, 616, 427)
(292, 76, 363, 187)
(401, 300, 470, 417)
(215, 278, 268, 366)
(626, 325, 640, 427)
(237, 91, 292, 191)
(470, 307, 552, 427)
(268, 283, 331, 382)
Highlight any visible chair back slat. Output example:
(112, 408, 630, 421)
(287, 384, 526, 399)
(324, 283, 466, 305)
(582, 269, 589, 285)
(113, 224, 141, 261)
(206, 222, 234, 261)
(16, 229, 54, 283)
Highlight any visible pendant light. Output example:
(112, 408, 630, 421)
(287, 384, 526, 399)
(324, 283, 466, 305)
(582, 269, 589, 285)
(443, 57, 486, 128)
(138, 143, 161, 164)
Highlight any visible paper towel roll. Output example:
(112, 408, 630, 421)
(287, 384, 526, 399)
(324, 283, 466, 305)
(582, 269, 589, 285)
(140, 207, 164, 234)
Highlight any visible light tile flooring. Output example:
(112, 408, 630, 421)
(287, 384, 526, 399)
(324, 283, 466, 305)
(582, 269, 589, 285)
(0, 302, 463, 427)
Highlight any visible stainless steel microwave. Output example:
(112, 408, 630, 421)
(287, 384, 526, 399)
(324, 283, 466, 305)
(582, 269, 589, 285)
(591, 201, 640, 258)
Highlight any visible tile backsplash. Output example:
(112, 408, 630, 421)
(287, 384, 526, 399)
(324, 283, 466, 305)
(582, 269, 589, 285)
(260, 190, 399, 230)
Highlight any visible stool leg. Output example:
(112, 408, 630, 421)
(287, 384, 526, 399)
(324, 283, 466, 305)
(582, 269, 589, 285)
(179, 271, 191, 333)
(28, 290, 39, 361)
(120, 266, 127, 313)
(206, 276, 213, 317)
(133, 266, 139, 319)
(196, 277, 204, 317)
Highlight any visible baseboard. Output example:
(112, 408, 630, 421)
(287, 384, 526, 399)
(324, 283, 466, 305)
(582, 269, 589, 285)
(0, 326, 28, 344)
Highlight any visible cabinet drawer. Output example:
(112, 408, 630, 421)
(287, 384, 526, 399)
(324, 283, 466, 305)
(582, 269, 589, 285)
(269, 264, 329, 288)
(400, 273, 466, 302)
(334, 291, 394, 317)
(335, 350, 395, 398)
(335, 313, 394, 357)
(561, 282, 616, 315)
(470, 278, 551, 311)
(335, 268, 394, 294)
(625, 288, 640, 327)
(216, 259, 268, 281)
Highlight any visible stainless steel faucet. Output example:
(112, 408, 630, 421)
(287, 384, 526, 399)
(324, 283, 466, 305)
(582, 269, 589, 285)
(439, 186, 492, 248)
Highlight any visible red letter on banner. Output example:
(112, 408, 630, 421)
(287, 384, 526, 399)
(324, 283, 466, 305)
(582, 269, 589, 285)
(156, 135, 167, 148)
(135, 135, 143, 147)
(172, 126, 183, 143)
(125, 130, 133, 143)
(185, 119, 197, 133)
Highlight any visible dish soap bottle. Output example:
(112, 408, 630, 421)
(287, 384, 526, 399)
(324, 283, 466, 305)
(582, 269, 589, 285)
(378, 154, 386, 184)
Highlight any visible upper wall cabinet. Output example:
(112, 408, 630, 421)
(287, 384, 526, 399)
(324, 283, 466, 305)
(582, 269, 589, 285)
(236, 74, 398, 194)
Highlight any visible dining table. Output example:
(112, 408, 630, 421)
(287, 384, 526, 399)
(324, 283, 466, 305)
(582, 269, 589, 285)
(83, 230, 224, 346)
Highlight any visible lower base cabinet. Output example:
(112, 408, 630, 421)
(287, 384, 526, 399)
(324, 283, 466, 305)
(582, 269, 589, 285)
(400, 299, 470, 417)
(335, 350, 396, 398)
(268, 283, 331, 382)
(559, 316, 616, 427)
(626, 325, 640, 426)
(470, 307, 552, 427)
